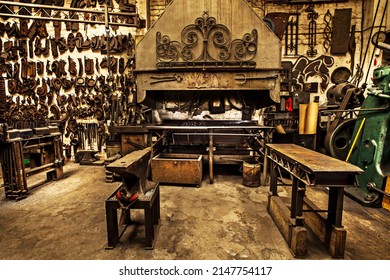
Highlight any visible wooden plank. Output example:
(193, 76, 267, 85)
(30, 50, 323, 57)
(266, 144, 363, 174)
(267, 195, 291, 242)
(303, 197, 346, 258)
(267, 195, 307, 258)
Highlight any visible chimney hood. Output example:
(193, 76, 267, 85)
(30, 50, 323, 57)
(135, 0, 282, 107)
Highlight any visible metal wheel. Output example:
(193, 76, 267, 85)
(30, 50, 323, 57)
(327, 118, 357, 160)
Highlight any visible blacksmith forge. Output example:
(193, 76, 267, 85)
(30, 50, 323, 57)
(117, 0, 283, 185)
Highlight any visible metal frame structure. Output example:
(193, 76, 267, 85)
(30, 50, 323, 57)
(105, 183, 161, 249)
(0, 1, 143, 28)
(146, 125, 274, 184)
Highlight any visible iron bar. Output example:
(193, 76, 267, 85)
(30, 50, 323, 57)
(0, 1, 138, 16)
(0, 1, 141, 27)
(171, 133, 262, 137)
(0, 13, 139, 27)
(321, 105, 390, 114)
(208, 128, 214, 184)
(267, 154, 312, 186)
(367, 184, 390, 197)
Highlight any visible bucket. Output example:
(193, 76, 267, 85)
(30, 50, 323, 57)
(242, 161, 261, 187)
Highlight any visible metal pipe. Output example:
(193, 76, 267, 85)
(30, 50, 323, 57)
(368, 91, 390, 99)
(377, 42, 390, 52)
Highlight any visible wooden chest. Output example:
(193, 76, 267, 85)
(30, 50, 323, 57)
(151, 153, 203, 187)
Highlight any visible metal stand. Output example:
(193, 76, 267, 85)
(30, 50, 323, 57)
(105, 183, 161, 249)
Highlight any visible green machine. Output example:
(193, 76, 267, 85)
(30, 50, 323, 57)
(346, 66, 390, 207)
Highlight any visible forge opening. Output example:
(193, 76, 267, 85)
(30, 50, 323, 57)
(142, 89, 276, 124)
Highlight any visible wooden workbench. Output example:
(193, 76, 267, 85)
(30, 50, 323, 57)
(265, 144, 363, 258)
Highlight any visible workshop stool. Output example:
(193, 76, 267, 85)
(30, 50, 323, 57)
(105, 183, 160, 249)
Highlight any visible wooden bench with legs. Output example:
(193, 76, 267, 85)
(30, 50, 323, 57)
(265, 144, 362, 258)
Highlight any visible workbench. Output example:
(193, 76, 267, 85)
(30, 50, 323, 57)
(265, 144, 362, 258)
(146, 123, 273, 184)
(0, 126, 64, 199)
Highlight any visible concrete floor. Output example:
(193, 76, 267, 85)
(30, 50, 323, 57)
(0, 162, 389, 260)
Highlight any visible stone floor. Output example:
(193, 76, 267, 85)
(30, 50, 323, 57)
(0, 162, 389, 260)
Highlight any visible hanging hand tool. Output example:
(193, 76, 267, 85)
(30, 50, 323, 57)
(234, 73, 278, 85)
(150, 75, 183, 84)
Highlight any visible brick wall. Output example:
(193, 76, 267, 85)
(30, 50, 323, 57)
(150, 0, 172, 25)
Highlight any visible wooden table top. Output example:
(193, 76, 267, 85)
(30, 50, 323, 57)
(266, 144, 363, 174)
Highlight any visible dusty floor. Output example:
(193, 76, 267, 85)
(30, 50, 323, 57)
(0, 162, 389, 260)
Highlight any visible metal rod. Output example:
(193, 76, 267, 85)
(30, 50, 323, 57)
(367, 184, 390, 197)
(0, 1, 138, 16)
(172, 133, 261, 137)
(368, 91, 390, 99)
(321, 105, 390, 114)
(208, 129, 214, 184)
(0, 13, 139, 27)
(105, 4, 112, 78)
(346, 118, 366, 162)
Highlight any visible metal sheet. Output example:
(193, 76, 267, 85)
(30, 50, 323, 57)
(331, 9, 352, 54)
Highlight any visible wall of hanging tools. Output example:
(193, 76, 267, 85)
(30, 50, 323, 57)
(0, 0, 146, 162)
(263, 1, 364, 99)
(244, 1, 370, 149)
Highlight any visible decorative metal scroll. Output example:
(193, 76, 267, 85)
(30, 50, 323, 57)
(291, 55, 334, 92)
(307, 9, 318, 57)
(285, 14, 299, 56)
(156, 12, 257, 70)
(323, 10, 332, 53)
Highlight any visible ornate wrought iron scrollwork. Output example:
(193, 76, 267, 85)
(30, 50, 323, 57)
(307, 8, 318, 57)
(323, 10, 332, 53)
(156, 12, 257, 69)
(156, 32, 181, 62)
(285, 14, 299, 56)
